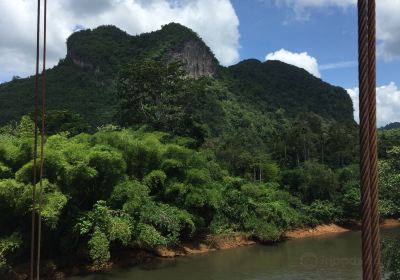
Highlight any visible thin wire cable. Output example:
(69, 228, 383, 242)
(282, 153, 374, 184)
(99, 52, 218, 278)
(30, 1, 41, 279)
(367, 0, 381, 279)
(358, 0, 373, 279)
(36, 0, 47, 278)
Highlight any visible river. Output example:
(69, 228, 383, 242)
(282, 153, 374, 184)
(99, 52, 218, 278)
(69, 227, 399, 280)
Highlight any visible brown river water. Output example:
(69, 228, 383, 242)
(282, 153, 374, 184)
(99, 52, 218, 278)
(68, 226, 400, 280)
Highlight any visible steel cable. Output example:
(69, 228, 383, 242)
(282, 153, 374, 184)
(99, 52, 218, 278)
(366, 1, 381, 279)
(358, 0, 381, 279)
(358, 0, 373, 279)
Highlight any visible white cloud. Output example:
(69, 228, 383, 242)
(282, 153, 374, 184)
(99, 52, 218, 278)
(347, 82, 400, 127)
(265, 49, 321, 77)
(377, 1, 400, 60)
(269, 0, 400, 61)
(0, 0, 240, 82)
(264, 49, 356, 78)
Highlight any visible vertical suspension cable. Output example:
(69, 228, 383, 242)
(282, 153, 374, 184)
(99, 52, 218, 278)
(30, 1, 41, 279)
(367, 1, 381, 279)
(36, 0, 47, 279)
(358, 0, 373, 279)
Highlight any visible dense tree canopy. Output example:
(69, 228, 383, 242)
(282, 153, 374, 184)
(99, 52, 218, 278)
(0, 113, 398, 276)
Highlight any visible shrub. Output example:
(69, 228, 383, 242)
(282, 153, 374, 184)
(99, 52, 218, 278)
(109, 180, 149, 212)
(136, 223, 166, 248)
(88, 228, 110, 265)
(0, 233, 22, 274)
(143, 170, 167, 193)
(304, 200, 342, 224)
(382, 236, 400, 280)
(139, 201, 195, 245)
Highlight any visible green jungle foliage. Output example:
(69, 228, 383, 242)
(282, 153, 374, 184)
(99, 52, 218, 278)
(378, 128, 400, 159)
(0, 115, 398, 271)
(379, 130, 400, 280)
(382, 236, 400, 280)
(0, 120, 307, 269)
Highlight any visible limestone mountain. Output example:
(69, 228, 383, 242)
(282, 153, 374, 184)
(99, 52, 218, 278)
(221, 59, 353, 121)
(381, 122, 400, 130)
(66, 23, 218, 77)
(0, 23, 353, 128)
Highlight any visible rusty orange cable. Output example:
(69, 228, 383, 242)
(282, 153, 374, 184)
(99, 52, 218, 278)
(358, 0, 374, 279)
(366, 0, 381, 279)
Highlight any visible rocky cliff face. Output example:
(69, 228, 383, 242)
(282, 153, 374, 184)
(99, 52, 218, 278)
(64, 24, 219, 78)
(69, 53, 94, 69)
(169, 40, 218, 78)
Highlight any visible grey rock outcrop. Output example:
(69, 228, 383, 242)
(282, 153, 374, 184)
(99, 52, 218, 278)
(170, 40, 218, 78)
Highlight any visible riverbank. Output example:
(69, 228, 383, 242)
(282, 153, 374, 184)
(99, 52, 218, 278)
(156, 219, 400, 258)
(381, 218, 400, 228)
(66, 225, 400, 280)
(7, 219, 400, 280)
(285, 223, 350, 239)
(119, 219, 400, 261)
(153, 233, 256, 258)
(285, 219, 400, 239)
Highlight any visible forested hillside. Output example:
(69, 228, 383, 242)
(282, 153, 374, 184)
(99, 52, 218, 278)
(0, 24, 218, 127)
(381, 122, 400, 130)
(1, 23, 398, 278)
(0, 23, 353, 128)
(222, 59, 353, 121)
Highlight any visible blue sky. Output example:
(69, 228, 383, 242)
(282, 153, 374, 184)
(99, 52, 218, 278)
(231, 0, 398, 89)
(232, 0, 357, 88)
(1, 0, 399, 126)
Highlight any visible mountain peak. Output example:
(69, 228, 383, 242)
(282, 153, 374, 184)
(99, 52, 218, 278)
(227, 57, 354, 121)
(160, 22, 195, 34)
(66, 23, 218, 78)
(381, 122, 400, 130)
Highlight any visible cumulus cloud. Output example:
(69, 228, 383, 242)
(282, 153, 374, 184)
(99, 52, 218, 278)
(377, 1, 400, 60)
(265, 49, 321, 77)
(268, 0, 400, 61)
(347, 82, 400, 127)
(0, 0, 240, 82)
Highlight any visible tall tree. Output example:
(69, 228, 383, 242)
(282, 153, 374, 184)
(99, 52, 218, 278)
(116, 59, 185, 130)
